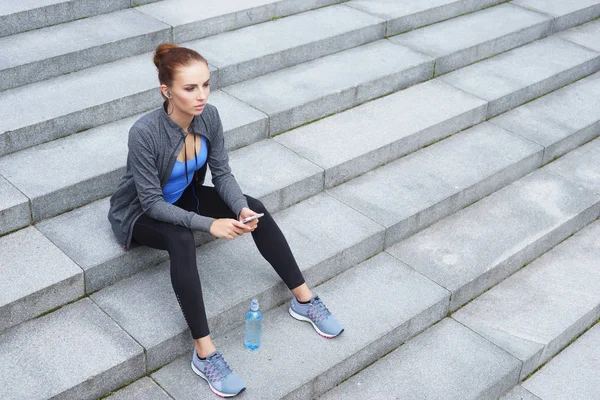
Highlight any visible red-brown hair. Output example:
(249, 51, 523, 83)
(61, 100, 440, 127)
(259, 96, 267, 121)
(153, 43, 208, 101)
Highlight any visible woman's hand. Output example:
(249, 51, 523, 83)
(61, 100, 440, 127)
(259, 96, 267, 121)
(209, 218, 253, 239)
(238, 207, 260, 231)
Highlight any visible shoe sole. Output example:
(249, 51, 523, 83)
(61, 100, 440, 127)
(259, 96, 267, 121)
(288, 307, 344, 338)
(191, 361, 246, 398)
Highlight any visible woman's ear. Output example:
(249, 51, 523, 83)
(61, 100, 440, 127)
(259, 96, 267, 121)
(160, 84, 169, 98)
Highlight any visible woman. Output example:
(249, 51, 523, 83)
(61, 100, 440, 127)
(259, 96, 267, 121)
(107, 43, 343, 398)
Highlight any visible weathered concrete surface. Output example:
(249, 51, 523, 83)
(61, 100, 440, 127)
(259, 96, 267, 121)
(523, 322, 600, 400)
(320, 318, 521, 400)
(453, 219, 600, 378)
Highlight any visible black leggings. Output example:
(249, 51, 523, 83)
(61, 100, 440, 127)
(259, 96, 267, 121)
(131, 183, 305, 339)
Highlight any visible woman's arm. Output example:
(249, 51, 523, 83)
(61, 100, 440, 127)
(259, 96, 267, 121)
(206, 106, 249, 218)
(128, 126, 215, 232)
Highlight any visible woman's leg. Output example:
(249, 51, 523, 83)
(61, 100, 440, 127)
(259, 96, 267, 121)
(131, 214, 213, 355)
(179, 185, 308, 293)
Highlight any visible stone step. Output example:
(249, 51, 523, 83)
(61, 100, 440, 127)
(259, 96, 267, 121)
(0, 26, 426, 157)
(388, 153, 600, 311)
(452, 215, 600, 380)
(151, 252, 450, 399)
(0, 8, 171, 91)
(89, 192, 385, 371)
(544, 135, 600, 195)
(0, 51, 174, 157)
(183, 4, 385, 87)
(0, 0, 160, 38)
(512, 0, 600, 32)
(320, 318, 521, 400)
(0, 298, 145, 400)
(557, 18, 600, 52)
(500, 386, 542, 400)
(439, 35, 600, 118)
(106, 377, 171, 400)
(327, 122, 544, 248)
(0, 227, 84, 333)
(390, 3, 553, 76)
(490, 71, 600, 164)
(0, 175, 29, 236)
(34, 136, 322, 295)
(134, 0, 344, 44)
(518, 321, 600, 400)
(0, 91, 266, 222)
(275, 79, 487, 188)
(345, 0, 505, 36)
(221, 38, 434, 136)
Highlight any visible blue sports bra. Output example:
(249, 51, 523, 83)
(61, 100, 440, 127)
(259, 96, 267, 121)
(163, 135, 208, 204)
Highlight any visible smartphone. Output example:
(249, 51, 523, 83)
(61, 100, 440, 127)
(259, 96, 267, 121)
(242, 213, 264, 224)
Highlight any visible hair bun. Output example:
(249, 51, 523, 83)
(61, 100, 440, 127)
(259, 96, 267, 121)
(153, 43, 179, 68)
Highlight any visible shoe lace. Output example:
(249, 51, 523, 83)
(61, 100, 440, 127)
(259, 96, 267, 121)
(311, 296, 331, 321)
(208, 352, 233, 380)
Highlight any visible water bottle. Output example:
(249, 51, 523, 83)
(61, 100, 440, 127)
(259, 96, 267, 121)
(244, 299, 263, 350)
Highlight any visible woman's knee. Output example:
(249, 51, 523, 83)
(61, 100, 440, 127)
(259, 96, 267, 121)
(245, 195, 267, 214)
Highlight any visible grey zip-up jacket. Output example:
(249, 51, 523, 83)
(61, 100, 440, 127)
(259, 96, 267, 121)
(107, 102, 248, 251)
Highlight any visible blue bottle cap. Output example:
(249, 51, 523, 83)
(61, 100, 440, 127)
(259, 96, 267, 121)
(250, 299, 259, 311)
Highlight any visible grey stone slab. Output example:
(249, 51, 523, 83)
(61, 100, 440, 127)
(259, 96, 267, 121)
(152, 252, 450, 400)
(522, 322, 600, 400)
(329, 122, 544, 248)
(0, 298, 145, 400)
(0, 115, 136, 222)
(190, 4, 385, 87)
(137, 0, 344, 43)
(0, 226, 84, 333)
(0, 52, 159, 157)
(389, 169, 600, 311)
(439, 36, 600, 118)
(35, 197, 180, 294)
(490, 71, 600, 164)
(558, 19, 600, 52)
(106, 377, 172, 400)
(0, 175, 30, 235)
(499, 386, 542, 400)
(512, 0, 600, 32)
(275, 79, 487, 188)
(453, 219, 600, 378)
(91, 192, 384, 371)
(225, 39, 434, 135)
(546, 137, 600, 195)
(0, 9, 171, 90)
(320, 318, 521, 400)
(390, 3, 553, 75)
(0, 0, 130, 37)
(0, 49, 225, 157)
(210, 90, 268, 151)
(227, 139, 324, 213)
(346, 0, 505, 36)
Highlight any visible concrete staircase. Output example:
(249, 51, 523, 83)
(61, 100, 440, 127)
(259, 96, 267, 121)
(1, 1, 599, 399)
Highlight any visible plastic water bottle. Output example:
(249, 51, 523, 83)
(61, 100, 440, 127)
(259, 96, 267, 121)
(244, 299, 263, 350)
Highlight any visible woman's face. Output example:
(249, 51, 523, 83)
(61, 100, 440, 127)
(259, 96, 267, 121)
(164, 61, 211, 117)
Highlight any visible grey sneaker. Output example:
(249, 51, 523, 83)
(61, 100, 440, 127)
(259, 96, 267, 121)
(289, 294, 344, 338)
(191, 350, 246, 397)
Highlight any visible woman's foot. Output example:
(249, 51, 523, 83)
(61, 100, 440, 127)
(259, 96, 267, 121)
(191, 349, 246, 397)
(289, 294, 344, 338)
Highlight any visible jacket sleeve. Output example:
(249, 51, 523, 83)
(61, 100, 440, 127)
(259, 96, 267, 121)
(207, 107, 249, 218)
(128, 125, 215, 232)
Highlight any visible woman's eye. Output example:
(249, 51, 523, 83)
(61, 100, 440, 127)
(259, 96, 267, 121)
(185, 87, 194, 92)
(203, 83, 210, 87)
